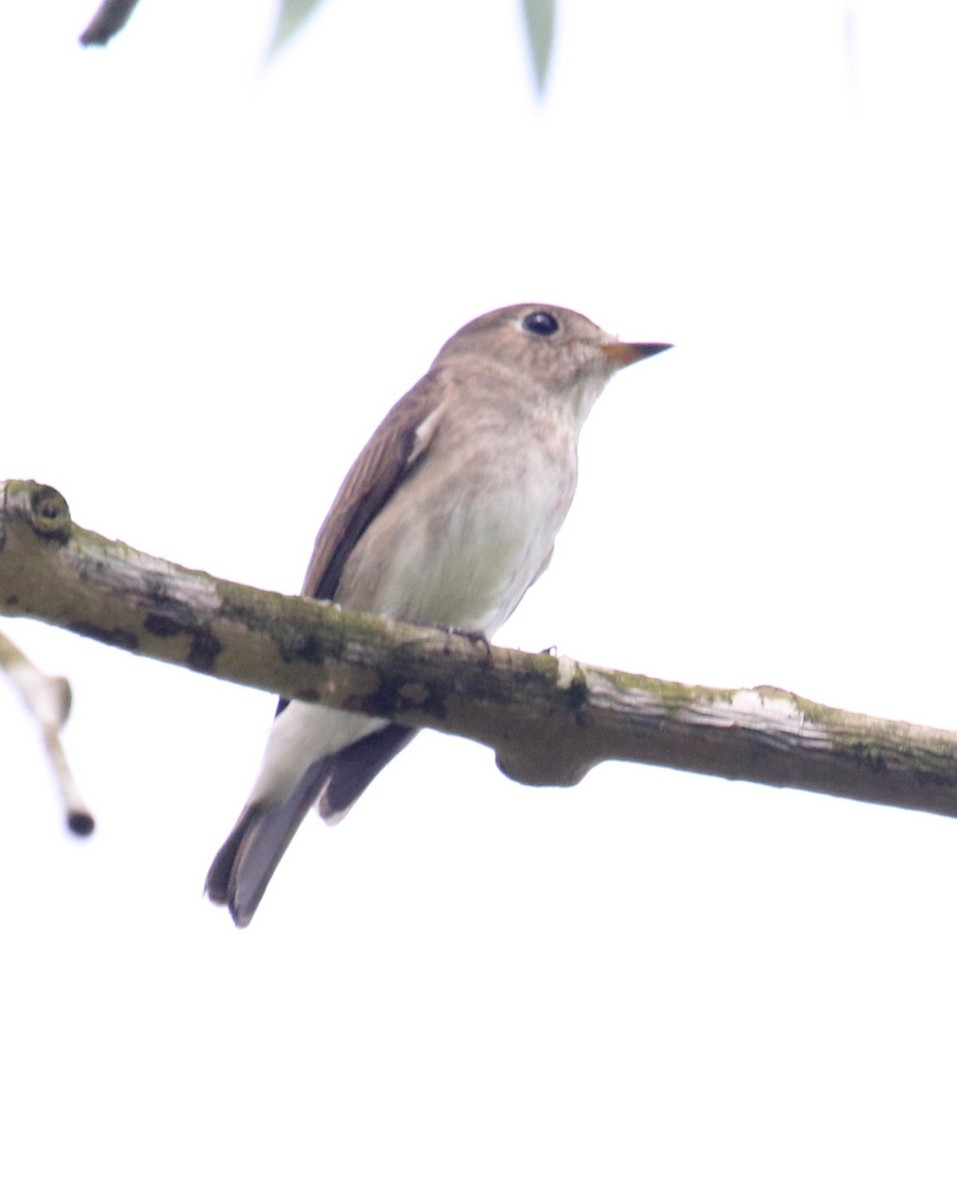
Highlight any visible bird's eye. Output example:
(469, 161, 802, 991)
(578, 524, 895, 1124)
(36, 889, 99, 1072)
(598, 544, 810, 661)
(522, 311, 560, 337)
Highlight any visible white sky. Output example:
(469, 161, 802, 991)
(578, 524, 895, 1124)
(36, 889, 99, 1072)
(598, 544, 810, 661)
(3, 1, 957, 1195)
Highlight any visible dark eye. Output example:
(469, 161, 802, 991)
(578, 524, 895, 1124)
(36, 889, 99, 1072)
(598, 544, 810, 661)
(522, 311, 560, 337)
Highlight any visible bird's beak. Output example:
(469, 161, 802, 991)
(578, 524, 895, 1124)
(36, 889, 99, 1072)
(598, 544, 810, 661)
(601, 341, 673, 368)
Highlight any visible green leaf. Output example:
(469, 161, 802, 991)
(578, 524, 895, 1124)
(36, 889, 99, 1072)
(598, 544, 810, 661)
(269, 0, 328, 58)
(521, 0, 557, 95)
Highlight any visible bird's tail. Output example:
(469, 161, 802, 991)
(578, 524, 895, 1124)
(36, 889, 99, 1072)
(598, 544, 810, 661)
(206, 721, 418, 927)
(205, 758, 329, 928)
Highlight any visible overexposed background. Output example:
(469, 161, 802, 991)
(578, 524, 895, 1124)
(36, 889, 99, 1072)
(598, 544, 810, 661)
(3, 2, 957, 1195)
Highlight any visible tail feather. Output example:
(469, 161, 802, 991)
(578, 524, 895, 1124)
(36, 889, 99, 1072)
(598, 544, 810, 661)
(205, 757, 331, 927)
(206, 722, 419, 926)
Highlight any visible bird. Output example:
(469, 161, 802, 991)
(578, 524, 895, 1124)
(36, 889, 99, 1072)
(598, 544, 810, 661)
(206, 303, 670, 925)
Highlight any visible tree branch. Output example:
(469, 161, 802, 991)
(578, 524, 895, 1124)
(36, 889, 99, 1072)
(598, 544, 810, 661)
(0, 628, 94, 834)
(3, 478, 957, 819)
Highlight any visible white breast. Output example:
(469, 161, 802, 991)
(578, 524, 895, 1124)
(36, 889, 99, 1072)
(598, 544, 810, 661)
(340, 407, 578, 635)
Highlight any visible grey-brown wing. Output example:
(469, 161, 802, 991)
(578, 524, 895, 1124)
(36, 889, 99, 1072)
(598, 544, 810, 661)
(302, 368, 447, 602)
(316, 724, 419, 819)
(273, 369, 446, 719)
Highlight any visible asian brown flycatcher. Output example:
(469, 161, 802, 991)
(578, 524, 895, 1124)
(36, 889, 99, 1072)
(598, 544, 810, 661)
(206, 304, 670, 925)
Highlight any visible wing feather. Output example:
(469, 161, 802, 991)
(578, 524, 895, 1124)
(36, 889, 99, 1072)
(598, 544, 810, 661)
(302, 370, 447, 601)
(274, 370, 446, 718)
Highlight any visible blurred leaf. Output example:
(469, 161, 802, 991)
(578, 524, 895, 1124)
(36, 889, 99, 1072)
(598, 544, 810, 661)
(521, 0, 556, 95)
(269, 0, 329, 58)
(79, 0, 141, 46)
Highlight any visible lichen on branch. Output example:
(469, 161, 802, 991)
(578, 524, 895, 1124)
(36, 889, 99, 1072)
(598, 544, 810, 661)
(3, 478, 957, 818)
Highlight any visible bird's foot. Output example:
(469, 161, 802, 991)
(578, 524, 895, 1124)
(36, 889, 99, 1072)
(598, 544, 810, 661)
(444, 625, 492, 662)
